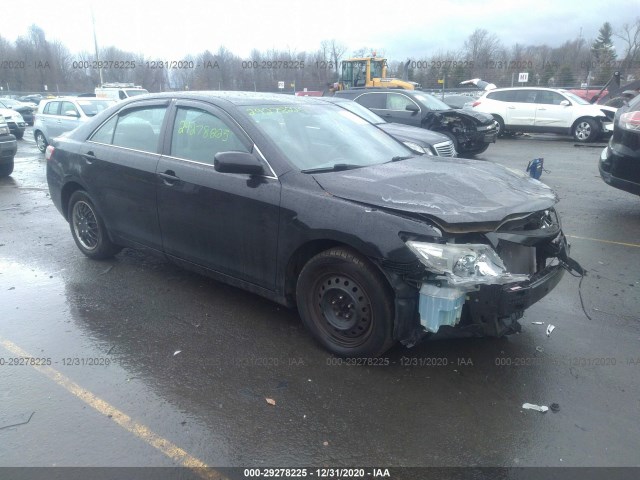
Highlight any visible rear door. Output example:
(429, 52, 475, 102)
(40, 101, 61, 139)
(156, 100, 281, 289)
(505, 90, 537, 127)
(83, 99, 170, 250)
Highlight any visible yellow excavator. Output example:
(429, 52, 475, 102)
(334, 56, 420, 91)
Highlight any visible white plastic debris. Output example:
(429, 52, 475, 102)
(173, 350, 182, 356)
(522, 403, 549, 413)
(531, 321, 544, 325)
(546, 324, 556, 336)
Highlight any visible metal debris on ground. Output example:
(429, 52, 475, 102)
(546, 324, 556, 336)
(550, 403, 561, 413)
(173, 350, 181, 356)
(0, 412, 35, 430)
(536, 346, 544, 353)
(522, 403, 549, 413)
(531, 321, 544, 325)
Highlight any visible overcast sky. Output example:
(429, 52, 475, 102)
(4, 0, 639, 60)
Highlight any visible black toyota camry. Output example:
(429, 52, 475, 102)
(46, 92, 580, 357)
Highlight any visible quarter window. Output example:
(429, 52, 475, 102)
(170, 107, 249, 164)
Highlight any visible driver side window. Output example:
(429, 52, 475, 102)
(170, 107, 249, 164)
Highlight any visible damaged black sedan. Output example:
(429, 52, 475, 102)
(334, 88, 497, 157)
(46, 92, 579, 357)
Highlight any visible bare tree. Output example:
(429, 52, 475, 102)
(615, 18, 640, 71)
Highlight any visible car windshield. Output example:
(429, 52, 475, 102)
(560, 91, 590, 105)
(76, 99, 116, 116)
(412, 93, 451, 111)
(333, 100, 385, 124)
(243, 104, 412, 171)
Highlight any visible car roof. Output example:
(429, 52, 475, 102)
(124, 91, 328, 106)
(487, 87, 565, 92)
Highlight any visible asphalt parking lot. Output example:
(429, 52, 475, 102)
(1, 128, 639, 477)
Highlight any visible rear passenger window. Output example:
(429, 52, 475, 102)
(170, 107, 249, 164)
(111, 107, 167, 152)
(356, 93, 385, 109)
(513, 90, 537, 103)
(43, 102, 60, 115)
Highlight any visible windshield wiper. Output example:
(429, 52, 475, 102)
(388, 155, 414, 162)
(301, 163, 363, 173)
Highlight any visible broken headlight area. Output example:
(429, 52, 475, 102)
(405, 241, 529, 287)
(398, 213, 576, 339)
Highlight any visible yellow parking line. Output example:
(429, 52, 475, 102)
(0, 337, 226, 480)
(567, 235, 640, 249)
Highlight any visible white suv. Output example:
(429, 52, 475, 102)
(471, 87, 616, 142)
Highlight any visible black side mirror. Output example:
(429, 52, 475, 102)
(405, 104, 419, 113)
(214, 151, 265, 175)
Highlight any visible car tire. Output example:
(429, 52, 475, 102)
(573, 118, 600, 143)
(466, 143, 490, 157)
(296, 247, 395, 358)
(0, 159, 14, 177)
(67, 191, 122, 260)
(35, 131, 48, 153)
(493, 115, 506, 137)
(15, 131, 24, 140)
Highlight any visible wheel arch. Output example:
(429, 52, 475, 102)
(283, 239, 392, 307)
(60, 181, 87, 221)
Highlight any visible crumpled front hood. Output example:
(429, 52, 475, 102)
(313, 157, 558, 227)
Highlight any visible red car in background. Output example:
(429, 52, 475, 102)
(566, 88, 609, 103)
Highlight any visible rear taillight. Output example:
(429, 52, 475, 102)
(619, 111, 640, 132)
(45, 145, 55, 161)
(472, 101, 481, 107)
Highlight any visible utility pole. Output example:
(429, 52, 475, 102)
(91, 6, 103, 85)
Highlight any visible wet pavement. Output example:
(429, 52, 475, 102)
(1, 129, 639, 473)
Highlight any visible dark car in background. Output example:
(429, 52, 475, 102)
(599, 94, 640, 195)
(0, 107, 26, 139)
(0, 114, 17, 177)
(47, 91, 579, 357)
(0, 98, 35, 126)
(320, 96, 456, 157)
(334, 88, 497, 156)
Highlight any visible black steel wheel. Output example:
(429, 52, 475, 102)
(67, 191, 121, 259)
(296, 247, 394, 357)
